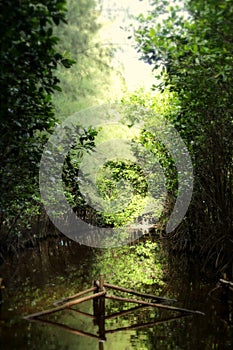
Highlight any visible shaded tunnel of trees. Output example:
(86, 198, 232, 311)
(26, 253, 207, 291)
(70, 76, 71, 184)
(1, 0, 233, 279)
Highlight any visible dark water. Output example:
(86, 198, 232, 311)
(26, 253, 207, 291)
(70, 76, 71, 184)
(0, 238, 233, 349)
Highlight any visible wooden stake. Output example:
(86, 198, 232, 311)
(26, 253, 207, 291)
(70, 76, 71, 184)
(53, 286, 97, 305)
(24, 290, 106, 320)
(100, 274, 104, 292)
(104, 282, 176, 302)
(98, 274, 106, 341)
(93, 280, 100, 324)
(94, 279, 106, 294)
(105, 295, 205, 315)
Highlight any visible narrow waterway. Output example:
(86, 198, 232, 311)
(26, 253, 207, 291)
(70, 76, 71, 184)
(0, 237, 232, 349)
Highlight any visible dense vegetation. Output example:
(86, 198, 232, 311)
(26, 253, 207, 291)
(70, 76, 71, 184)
(1, 0, 233, 279)
(53, 0, 120, 117)
(135, 0, 233, 276)
(60, 92, 175, 231)
(0, 0, 74, 251)
(0, 0, 114, 254)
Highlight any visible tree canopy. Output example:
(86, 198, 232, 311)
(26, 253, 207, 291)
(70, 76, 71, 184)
(135, 0, 233, 274)
(53, 0, 123, 117)
(0, 0, 122, 252)
(0, 0, 74, 247)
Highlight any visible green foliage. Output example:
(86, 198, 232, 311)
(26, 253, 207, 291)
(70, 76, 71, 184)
(94, 241, 165, 290)
(53, 0, 120, 117)
(98, 160, 148, 197)
(0, 0, 117, 249)
(135, 0, 233, 274)
(120, 89, 179, 225)
(137, 130, 178, 195)
(60, 92, 171, 228)
(62, 125, 99, 209)
(62, 133, 151, 227)
(0, 0, 74, 246)
(91, 89, 179, 228)
(95, 160, 148, 226)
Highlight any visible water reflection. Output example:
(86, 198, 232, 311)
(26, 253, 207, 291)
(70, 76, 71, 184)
(0, 237, 233, 349)
(27, 304, 190, 350)
(24, 275, 197, 348)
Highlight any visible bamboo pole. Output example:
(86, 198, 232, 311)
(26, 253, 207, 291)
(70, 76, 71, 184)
(105, 314, 191, 333)
(29, 317, 101, 340)
(53, 286, 97, 306)
(105, 295, 205, 315)
(103, 283, 176, 302)
(24, 291, 106, 320)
